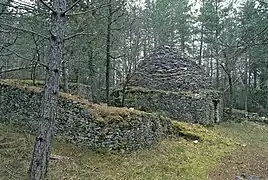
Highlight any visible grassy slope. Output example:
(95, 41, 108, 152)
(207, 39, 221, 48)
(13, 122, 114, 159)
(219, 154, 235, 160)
(1, 121, 268, 179)
(1, 79, 268, 179)
(0, 122, 235, 180)
(209, 121, 268, 179)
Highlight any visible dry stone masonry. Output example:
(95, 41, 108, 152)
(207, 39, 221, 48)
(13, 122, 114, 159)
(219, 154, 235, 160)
(111, 45, 223, 124)
(0, 82, 171, 152)
(129, 46, 212, 92)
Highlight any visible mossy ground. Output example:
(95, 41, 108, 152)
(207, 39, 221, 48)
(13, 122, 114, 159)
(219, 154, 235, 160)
(208, 121, 268, 179)
(0, 121, 238, 180)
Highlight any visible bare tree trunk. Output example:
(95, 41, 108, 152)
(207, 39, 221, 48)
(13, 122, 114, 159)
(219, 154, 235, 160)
(253, 66, 257, 88)
(28, 0, 66, 179)
(244, 53, 248, 112)
(198, 0, 204, 66)
(215, 48, 220, 89)
(31, 35, 41, 85)
(181, 36, 185, 57)
(88, 46, 96, 102)
(143, 39, 147, 59)
(221, 61, 233, 120)
(210, 47, 213, 77)
(62, 59, 69, 93)
(228, 73, 233, 119)
(106, 0, 112, 106)
(0, 66, 3, 79)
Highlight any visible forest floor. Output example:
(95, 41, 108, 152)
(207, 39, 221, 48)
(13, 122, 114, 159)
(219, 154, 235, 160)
(0, 121, 267, 180)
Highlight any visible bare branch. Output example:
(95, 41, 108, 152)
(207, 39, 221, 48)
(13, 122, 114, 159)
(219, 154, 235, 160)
(0, 66, 34, 74)
(63, 0, 82, 14)
(110, 54, 125, 59)
(257, 0, 268, 5)
(65, 32, 95, 41)
(0, 52, 13, 56)
(110, 10, 125, 25)
(3, 47, 48, 68)
(66, 2, 117, 16)
(0, 2, 46, 14)
(39, 0, 56, 13)
(0, 22, 49, 39)
(0, 34, 18, 53)
(220, 63, 230, 76)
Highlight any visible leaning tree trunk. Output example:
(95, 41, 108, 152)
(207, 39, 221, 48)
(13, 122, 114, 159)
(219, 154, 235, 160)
(28, 0, 66, 179)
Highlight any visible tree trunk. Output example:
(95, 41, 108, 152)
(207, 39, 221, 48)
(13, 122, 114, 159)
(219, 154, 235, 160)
(88, 46, 96, 102)
(210, 47, 213, 77)
(62, 60, 69, 93)
(28, 0, 66, 179)
(31, 34, 41, 85)
(215, 0, 220, 89)
(253, 67, 257, 88)
(199, 24, 204, 65)
(106, 0, 112, 106)
(228, 73, 233, 120)
(244, 54, 248, 112)
(221, 57, 233, 120)
(198, 0, 205, 66)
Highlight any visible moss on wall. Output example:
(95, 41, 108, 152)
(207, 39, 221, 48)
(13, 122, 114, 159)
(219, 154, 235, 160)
(0, 81, 172, 152)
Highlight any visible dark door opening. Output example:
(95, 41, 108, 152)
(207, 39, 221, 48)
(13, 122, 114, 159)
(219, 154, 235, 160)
(212, 99, 220, 123)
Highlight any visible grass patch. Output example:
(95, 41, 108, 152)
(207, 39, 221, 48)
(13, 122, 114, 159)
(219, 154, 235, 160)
(0, 122, 234, 180)
(209, 121, 268, 179)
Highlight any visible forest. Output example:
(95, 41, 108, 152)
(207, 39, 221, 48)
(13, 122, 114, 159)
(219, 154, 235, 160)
(0, 0, 268, 179)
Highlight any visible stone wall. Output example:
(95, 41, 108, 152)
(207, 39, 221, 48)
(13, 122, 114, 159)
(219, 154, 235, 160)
(0, 83, 171, 152)
(111, 45, 222, 125)
(111, 87, 223, 124)
(128, 45, 212, 92)
(224, 108, 268, 124)
(0, 79, 93, 100)
(66, 83, 92, 100)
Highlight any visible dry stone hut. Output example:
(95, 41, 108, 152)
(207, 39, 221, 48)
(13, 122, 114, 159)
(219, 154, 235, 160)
(111, 45, 223, 124)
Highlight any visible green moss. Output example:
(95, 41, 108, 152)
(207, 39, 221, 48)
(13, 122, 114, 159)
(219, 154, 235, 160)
(172, 121, 233, 145)
(1, 79, 163, 125)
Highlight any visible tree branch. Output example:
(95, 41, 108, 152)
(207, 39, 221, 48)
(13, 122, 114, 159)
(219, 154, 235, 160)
(110, 54, 125, 59)
(3, 47, 48, 68)
(0, 22, 49, 39)
(220, 63, 229, 76)
(63, 0, 82, 14)
(64, 32, 95, 41)
(66, 2, 117, 16)
(110, 10, 125, 25)
(39, 0, 56, 13)
(0, 66, 34, 74)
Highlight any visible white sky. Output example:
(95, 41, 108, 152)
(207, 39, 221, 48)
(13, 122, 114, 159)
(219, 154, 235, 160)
(15, 0, 245, 9)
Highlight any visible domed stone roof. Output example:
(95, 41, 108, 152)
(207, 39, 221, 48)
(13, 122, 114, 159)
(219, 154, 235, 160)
(128, 45, 212, 92)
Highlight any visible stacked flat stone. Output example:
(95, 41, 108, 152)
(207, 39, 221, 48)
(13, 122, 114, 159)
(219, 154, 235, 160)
(128, 45, 211, 92)
(0, 83, 171, 152)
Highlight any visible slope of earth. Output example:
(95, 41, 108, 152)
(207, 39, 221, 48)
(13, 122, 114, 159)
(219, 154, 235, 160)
(209, 121, 268, 179)
(0, 121, 234, 180)
(2, 121, 267, 179)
